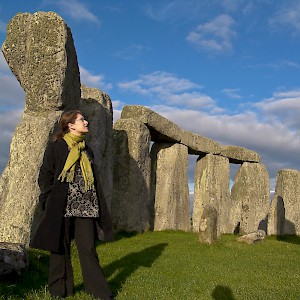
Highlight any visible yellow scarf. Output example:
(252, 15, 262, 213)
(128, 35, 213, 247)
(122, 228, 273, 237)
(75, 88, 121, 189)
(58, 132, 94, 191)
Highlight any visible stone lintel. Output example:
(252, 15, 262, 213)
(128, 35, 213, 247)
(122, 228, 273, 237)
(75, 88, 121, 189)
(220, 145, 260, 164)
(120, 105, 181, 142)
(181, 130, 221, 155)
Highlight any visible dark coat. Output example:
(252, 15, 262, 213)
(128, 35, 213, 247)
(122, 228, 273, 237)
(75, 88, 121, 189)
(30, 138, 114, 252)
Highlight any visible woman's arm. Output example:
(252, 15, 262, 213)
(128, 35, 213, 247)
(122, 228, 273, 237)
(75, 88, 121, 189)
(38, 142, 56, 208)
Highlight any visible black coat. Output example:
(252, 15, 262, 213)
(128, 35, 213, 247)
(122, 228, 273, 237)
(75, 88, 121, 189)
(30, 138, 114, 252)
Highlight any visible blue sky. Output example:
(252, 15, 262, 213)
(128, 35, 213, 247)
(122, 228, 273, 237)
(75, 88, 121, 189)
(1, 0, 300, 191)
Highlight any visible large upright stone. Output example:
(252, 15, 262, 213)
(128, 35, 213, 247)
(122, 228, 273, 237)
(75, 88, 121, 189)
(268, 195, 285, 235)
(80, 85, 113, 211)
(151, 143, 191, 231)
(0, 12, 80, 245)
(112, 118, 152, 232)
(193, 154, 230, 235)
(270, 169, 300, 235)
(230, 163, 270, 234)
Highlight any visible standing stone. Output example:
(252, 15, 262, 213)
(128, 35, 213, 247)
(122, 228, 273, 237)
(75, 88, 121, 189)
(193, 154, 230, 235)
(112, 118, 152, 232)
(151, 143, 191, 232)
(268, 195, 285, 235)
(230, 162, 270, 234)
(198, 204, 218, 244)
(80, 85, 113, 211)
(270, 169, 300, 235)
(0, 12, 80, 245)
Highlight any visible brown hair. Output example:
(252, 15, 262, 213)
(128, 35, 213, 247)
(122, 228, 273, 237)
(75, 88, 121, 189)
(53, 110, 82, 141)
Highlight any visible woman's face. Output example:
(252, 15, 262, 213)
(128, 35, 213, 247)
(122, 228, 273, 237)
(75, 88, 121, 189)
(68, 114, 89, 136)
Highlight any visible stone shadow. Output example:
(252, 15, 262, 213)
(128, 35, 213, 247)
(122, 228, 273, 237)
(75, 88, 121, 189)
(211, 285, 236, 300)
(103, 243, 168, 296)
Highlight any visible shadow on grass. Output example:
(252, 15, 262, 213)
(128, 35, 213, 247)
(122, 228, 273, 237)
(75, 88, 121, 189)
(103, 243, 168, 295)
(0, 249, 49, 299)
(276, 235, 300, 245)
(211, 285, 236, 300)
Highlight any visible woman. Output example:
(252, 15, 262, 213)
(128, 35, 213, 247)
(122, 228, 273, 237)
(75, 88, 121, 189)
(30, 110, 114, 299)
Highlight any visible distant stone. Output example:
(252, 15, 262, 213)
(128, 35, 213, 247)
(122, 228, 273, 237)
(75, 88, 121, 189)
(0, 242, 28, 276)
(193, 154, 231, 235)
(180, 130, 221, 155)
(237, 230, 266, 244)
(230, 163, 270, 234)
(198, 204, 218, 244)
(272, 169, 300, 235)
(112, 118, 152, 232)
(120, 105, 182, 142)
(267, 195, 285, 236)
(220, 145, 260, 164)
(151, 143, 191, 232)
(80, 84, 113, 210)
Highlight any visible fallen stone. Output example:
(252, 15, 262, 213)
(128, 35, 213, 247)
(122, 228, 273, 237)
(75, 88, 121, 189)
(0, 242, 28, 276)
(237, 230, 266, 244)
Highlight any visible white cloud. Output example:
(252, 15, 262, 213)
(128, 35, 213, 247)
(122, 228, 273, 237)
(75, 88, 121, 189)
(44, 0, 100, 24)
(221, 88, 242, 99)
(79, 66, 112, 91)
(118, 71, 215, 109)
(0, 52, 25, 107)
(114, 44, 149, 60)
(269, 2, 300, 33)
(0, 20, 6, 33)
(187, 14, 236, 53)
(254, 89, 300, 128)
(0, 108, 23, 174)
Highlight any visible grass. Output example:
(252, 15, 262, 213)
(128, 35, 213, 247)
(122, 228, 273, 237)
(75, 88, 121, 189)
(1, 231, 300, 300)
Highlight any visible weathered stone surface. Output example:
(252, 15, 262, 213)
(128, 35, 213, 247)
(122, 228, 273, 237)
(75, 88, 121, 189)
(0, 242, 28, 276)
(230, 163, 270, 234)
(220, 145, 260, 164)
(237, 230, 266, 244)
(268, 195, 285, 235)
(198, 204, 218, 244)
(271, 169, 300, 235)
(80, 84, 113, 210)
(2, 12, 80, 111)
(180, 130, 221, 155)
(0, 11, 81, 245)
(112, 118, 152, 232)
(193, 154, 230, 235)
(121, 105, 182, 142)
(151, 143, 191, 231)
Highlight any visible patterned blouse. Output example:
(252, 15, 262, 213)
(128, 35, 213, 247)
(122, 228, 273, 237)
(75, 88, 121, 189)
(64, 158, 99, 218)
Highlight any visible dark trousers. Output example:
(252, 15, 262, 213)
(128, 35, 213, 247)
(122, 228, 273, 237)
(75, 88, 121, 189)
(48, 217, 113, 299)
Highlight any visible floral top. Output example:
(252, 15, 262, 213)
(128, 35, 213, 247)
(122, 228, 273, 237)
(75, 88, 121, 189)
(64, 161, 99, 218)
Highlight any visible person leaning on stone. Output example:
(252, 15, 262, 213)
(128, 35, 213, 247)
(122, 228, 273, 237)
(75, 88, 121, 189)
(30, 110, 114, 299)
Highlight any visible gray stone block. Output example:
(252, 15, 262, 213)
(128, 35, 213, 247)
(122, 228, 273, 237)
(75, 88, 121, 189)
(121, 105, 182, 142)
(220, 145, 260, 164)
(198, 204, 218, 244)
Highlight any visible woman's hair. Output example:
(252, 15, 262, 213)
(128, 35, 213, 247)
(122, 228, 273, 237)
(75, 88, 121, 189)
(53, 110, 82, 141)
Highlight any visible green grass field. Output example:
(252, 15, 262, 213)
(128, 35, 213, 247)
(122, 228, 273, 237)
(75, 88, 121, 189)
(1, 231, 300, 300)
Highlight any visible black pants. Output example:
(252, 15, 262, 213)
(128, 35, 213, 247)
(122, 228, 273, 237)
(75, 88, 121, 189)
(48, 217, 113, 299)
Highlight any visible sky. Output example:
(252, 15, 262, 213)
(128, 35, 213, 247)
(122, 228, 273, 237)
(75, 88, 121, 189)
(1, 0, 300, 193)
